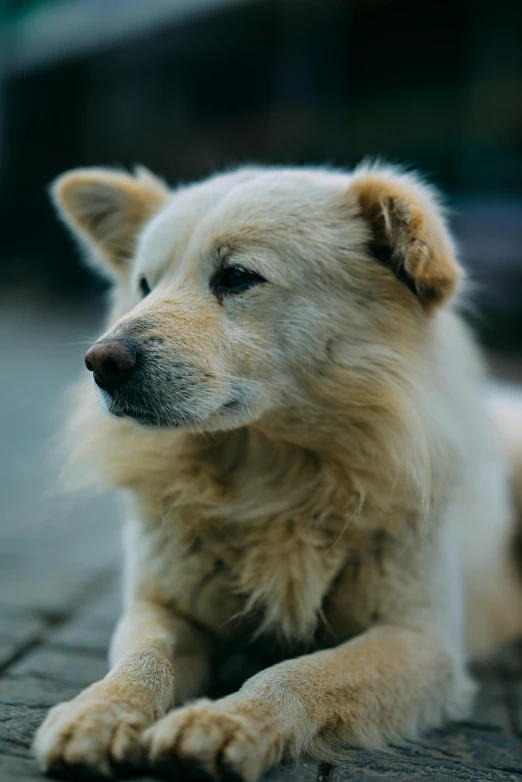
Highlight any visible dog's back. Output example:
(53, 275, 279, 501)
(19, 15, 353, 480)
(457, 385, 522, 657)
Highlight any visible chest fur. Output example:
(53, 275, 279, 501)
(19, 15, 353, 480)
(124, 431, 423, 645)
(128, 510, 350, 643)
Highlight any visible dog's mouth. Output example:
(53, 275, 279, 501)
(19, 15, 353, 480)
(104, 396, 203, 428)
(220, 398, 242, 411)
(98, 387, 244, 429)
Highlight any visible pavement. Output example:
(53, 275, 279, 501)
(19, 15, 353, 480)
(2, 292, 522, 781)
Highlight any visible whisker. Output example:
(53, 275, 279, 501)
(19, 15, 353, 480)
(64, 338, 99, 347)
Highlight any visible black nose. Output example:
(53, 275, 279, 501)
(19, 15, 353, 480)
(84, 339, 137, 392)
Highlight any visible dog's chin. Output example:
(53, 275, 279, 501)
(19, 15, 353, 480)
(96, 388, 256, 432)
(95, 388, 180, 428)
(101, 397, 198, 429)
(111, 407, 179, 428)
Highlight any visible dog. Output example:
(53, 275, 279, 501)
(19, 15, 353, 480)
(33, 162, 522, 780)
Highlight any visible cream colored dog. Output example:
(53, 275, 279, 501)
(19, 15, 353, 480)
(34, 163, 522, 781)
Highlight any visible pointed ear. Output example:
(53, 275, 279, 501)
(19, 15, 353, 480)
(348, 165, 463, 313)
(51, 166, 169, 279)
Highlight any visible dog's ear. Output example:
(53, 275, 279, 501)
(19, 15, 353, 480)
(348, 165, 463, 313)
(51, 166, 168, 279)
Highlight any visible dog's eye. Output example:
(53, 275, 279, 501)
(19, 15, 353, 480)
(213, 265, 266, 297)
(139, 276, 151, 298)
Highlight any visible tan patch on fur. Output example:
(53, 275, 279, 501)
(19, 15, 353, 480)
(349, 166, 463, 312)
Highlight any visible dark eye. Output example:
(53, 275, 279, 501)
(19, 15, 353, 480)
(213, 265, 266, 297)
(139, 276, 151, 298)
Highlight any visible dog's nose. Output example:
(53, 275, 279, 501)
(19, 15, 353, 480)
(84, 339, 137, 392)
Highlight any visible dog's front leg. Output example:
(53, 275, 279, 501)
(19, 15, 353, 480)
(34, 600, 210, 778)
(145, 623, 474, 782)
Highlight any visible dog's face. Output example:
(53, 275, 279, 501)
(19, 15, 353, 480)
(53, 164, 461, 432)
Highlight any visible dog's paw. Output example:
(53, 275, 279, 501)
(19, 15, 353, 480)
(144, 699, 276, 782)
(33, 693, 155, 778)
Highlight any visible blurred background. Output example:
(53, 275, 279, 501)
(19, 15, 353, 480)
(1, 0, 522, 610)
(0, 0, 522, 350)
(2, 0, 522, 345)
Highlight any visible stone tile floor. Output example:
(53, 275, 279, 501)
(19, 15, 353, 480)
(2, 294, 522, 781)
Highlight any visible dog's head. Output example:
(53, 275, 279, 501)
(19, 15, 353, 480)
(53, 163, 462, 434)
